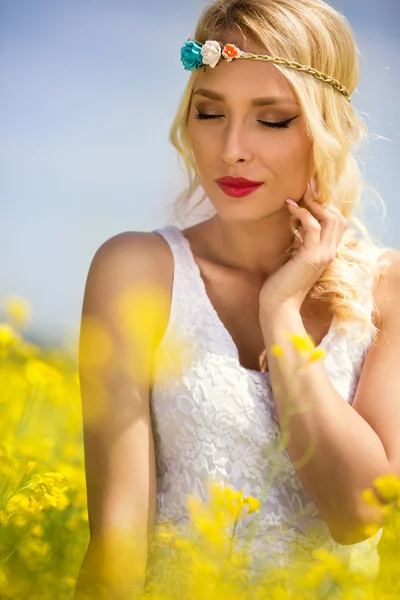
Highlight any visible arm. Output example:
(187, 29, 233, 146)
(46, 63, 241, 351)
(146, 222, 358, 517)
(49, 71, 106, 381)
(74, 232, 166, 599)
(259, 251, 400, 546)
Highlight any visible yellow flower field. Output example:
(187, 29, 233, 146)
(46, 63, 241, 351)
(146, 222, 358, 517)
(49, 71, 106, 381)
(1, 294, 399, 599)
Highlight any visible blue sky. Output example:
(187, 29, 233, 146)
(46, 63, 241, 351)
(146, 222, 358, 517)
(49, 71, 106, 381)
(1, 0, 399, 345)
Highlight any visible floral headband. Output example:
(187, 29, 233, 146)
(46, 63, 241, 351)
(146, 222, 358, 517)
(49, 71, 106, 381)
(181, 38, 351, 102)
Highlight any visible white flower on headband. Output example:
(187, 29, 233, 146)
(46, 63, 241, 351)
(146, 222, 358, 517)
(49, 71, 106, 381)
(201, 40, 222, 68)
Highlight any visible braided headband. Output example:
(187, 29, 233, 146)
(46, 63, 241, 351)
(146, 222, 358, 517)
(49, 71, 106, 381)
(181, 39, 351, 102)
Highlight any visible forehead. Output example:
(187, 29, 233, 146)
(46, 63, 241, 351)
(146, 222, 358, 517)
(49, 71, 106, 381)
(193, 34, 297, 104)
(194, 59, 297, 104)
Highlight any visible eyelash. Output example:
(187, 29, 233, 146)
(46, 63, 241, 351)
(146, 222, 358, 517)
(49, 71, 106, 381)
(194, 112, 296, 129)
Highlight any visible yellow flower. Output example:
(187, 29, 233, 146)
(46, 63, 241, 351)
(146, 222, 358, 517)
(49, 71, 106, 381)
(0, 322, 21, 351)
(0, 455, 14, 477)
(4, 295, 31, 327)
(17, 537, 50, 569)
(25, 472, 69, 510)
(112, 283, 166, 358)
(31, 523, 44, 537)
(308, 348, 326, 362)
(173, 537, 193, 551)
(43, 472, 65, 482)
(25, 359, 63, 388)
(26, 460, 36, 474)
(285, 332, 326, 360)
(286, 332, 315, 353)
(113, 282, 194, 385)
(243, 496, 261, 514)
(0, 510, 9, 525)
(223, 486, 245, 518)
(208, 480, 245, 521)
(360, 522, 384, 538)
(11, 513, 28, 527)
(271, 344, 284, 358)
(373, 474, 400, 503)
(43, 492, 57, 507)
(78, 314, 114, 368)
(303, 548, 346, 587)
(186, 480, 250, 550)
(28, 496, 40, 511)
(5, 492, 30, 512)
(155, 530, 173, 545)
(61, 576, 76, 588)
(362, 488, 382, 508)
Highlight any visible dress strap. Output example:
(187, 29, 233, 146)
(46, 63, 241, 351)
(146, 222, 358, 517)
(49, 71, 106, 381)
(153, 225, 243, 357)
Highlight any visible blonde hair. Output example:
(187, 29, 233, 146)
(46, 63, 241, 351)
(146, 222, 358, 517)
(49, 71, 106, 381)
(168, 0, 391, 343)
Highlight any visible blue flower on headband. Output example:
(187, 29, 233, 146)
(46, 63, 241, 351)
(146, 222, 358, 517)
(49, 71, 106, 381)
(181, 40, 203, 71)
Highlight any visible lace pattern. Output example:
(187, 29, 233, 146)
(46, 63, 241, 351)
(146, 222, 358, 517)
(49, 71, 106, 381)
(147, 225, 384, 590)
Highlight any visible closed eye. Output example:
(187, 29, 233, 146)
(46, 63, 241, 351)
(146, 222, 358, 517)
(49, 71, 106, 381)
(194, 112, 298, 129)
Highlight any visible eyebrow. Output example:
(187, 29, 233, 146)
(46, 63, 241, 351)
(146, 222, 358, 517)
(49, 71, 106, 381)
(192, 88, 299, 106)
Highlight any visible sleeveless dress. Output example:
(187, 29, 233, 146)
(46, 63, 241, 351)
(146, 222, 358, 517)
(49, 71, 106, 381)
(145, 224, 384, 594)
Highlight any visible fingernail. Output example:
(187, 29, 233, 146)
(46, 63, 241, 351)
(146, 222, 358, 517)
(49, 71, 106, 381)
(285, 198, 298, 207)
(310, 177, 316, 192)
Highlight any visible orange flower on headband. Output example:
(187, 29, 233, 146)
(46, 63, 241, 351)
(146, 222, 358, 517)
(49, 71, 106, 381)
(222, 44, 241, 62)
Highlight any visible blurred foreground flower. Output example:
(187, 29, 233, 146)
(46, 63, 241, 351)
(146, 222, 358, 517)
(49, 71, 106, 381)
(3, 296, 32, 328)
(187, 478, 261, 549)
(112, 282, 195, 384)
(269, 333, 326, 468)
(146, 478, 262, 599)
(285, 332, 326, 363)
(0, 322, 21, 357)
(1, 302, 87, 600)
(2, 297, 400, 599)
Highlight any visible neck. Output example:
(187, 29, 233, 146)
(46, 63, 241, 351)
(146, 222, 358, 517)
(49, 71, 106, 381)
(206, 212, 296, 281)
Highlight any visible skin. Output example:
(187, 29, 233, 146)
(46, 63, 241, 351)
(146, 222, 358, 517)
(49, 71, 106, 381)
(187, 32, 316, 281)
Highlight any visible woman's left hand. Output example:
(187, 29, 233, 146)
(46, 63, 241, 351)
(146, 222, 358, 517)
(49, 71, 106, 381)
(259, 177, 349, 314)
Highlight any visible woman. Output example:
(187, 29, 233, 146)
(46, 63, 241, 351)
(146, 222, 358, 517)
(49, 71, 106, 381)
(75, 0, 400, 597)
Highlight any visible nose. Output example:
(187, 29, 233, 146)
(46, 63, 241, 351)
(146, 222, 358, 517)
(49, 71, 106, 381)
(220, 120, 253, 165)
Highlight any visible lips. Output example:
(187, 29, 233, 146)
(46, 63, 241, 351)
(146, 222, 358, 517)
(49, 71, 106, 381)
(216, 180, 263, 198)
(216, 176, 263, 186)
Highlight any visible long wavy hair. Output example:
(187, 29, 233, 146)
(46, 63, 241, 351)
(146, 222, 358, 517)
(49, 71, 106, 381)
(168, 0, 391, 344)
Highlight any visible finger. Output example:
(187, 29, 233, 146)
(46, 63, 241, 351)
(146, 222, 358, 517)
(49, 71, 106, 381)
(319, 204, 348, 252)
(302, 191, 342, 250)
(302, 192, 334, 225)
(300, 177, 320, 205)
(327, 204, 349, 234)
(320, 217, 340, 259)
(286, 201, 321, 252)
(302, 183, 346, 229)
(301, 180, 349, 254)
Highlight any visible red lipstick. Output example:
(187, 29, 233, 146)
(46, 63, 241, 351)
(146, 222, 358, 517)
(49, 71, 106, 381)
(216, 176, 263, 198)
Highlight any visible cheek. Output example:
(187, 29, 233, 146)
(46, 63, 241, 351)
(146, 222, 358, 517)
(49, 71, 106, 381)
(189, 127, 216, 167)
(268, 132, 313, 172)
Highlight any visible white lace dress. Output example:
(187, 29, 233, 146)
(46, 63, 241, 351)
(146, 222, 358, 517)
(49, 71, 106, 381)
(145, 225, 384, 593)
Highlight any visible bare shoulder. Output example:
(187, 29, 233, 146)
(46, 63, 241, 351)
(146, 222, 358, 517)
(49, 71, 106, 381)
(89, 229, 172, 279)
(84, 229, 173, 345)
(375, 247, 400, 272)
(373, 248, 400, 326)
